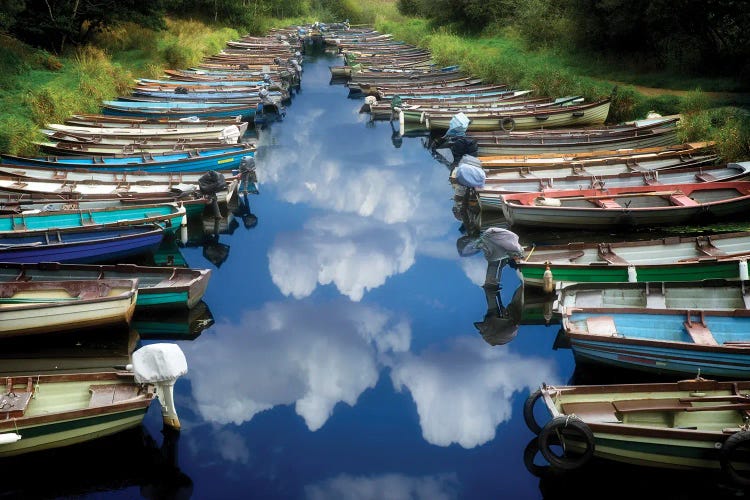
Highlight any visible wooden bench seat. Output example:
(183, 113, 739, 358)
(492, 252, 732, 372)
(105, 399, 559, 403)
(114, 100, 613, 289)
(684, 311, 718, 345)
(670, 194, 700, 206)
(613, 398, 750, 414)
(595, 198, 622, 209)
(0, 377, 33, 418)
(89, 384, 142, 407)
(613, 398, 690, 414)
(561, 401, 618, 422)
(597, 245, 630, 265)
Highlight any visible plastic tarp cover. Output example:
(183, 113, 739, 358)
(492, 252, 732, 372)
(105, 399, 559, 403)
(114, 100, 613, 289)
(454, 162, 486, 188)
(132, 343, 188, 384)
(221, 125, 241, 144)
(198, 170, 227, 195)
(478, 227, 524, 262)
(446, 112, 470, 136)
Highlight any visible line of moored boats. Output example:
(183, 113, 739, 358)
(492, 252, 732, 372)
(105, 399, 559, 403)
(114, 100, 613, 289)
(0, 25, 308, 458)
(323, 25, 750, 486)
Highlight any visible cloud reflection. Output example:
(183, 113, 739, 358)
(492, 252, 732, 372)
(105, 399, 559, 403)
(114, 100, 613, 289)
(389, 337, 557, 448)
(305, 473, 459, 500)
(269, 214, 416, 301)
(184, 300, 410, 430)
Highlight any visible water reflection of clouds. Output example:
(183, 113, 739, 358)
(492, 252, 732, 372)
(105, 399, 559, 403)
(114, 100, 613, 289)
(305, 473, 459, 500)
(183, 300, 411, 430)
(184, 300, 557, 450)
(269, 214, 416, 301)
(388, 337, 557, 449)
(258, 106, 459, 299)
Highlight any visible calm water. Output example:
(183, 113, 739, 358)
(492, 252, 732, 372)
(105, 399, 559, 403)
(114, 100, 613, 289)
(1, 47, 748, 500)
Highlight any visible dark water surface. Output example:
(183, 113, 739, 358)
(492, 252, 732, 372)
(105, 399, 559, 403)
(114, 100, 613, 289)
(2, 48, 748, 500)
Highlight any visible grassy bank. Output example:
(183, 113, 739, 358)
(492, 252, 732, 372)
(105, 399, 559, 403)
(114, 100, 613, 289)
(0, 19, 239, 156)
(375, 16, 750, 162)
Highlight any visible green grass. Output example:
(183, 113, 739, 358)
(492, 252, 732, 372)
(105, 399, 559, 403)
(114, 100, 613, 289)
(0, 19, 240, 156)
(375, 15, 750, 162)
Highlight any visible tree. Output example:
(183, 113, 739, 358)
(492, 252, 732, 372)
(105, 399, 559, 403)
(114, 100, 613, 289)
(9, 0, 166, 53)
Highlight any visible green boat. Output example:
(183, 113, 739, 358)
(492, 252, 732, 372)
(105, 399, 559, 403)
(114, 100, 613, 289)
(525, 377, 750, 486)
(0, 262, 210, 309)
(0, 343, 187, 456)
(514, 231, 750, 291)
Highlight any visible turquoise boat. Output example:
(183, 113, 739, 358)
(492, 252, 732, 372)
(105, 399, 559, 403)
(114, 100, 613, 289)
(0, 202, 186, 235)
(101, 100, 258, 120)
(1, 146, 254, 173)
(560, 279, 750, 377)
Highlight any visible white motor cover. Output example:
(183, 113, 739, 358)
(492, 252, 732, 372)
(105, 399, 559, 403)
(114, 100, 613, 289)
(448, 112, 470, 134)
(220, 125, 241, 144)
(478, 227, 524, 262)
(132, 343, 188, 384)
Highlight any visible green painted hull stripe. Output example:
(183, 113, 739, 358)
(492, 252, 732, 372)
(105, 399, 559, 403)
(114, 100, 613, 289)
(15, 407, 147, 440)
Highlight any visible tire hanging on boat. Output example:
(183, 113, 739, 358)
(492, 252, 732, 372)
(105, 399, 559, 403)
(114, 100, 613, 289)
(500, 117, 515, 132)
(524, 389, 544, 435)
(538, 415, 595, 470)
(720, 430, 750, 487)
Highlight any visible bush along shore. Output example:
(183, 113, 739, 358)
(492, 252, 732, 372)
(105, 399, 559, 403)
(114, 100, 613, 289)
(374, 16, 750, 162)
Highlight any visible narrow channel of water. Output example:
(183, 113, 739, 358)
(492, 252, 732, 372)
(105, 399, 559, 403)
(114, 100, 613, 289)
(1, 45, 747, 500)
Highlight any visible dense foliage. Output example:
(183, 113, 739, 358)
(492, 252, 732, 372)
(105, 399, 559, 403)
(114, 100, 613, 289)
(4, 0, 166, 52)
(398, 0, 750, 80)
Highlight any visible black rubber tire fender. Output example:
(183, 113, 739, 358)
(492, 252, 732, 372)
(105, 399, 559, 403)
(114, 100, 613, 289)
(523, 389, 544, 435)
(500, 117, 515, 132)
(720, 430, 750, 487)
(538, 415, 595, 470)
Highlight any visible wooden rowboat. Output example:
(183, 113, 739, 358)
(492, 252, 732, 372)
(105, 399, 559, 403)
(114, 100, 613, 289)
(477, 142, 715, 171)
(500, 181, 750, 229)
(558, 280, 750, 377)
(524, 378, 750, 485)
(0, 278, 137, 337)
(513, 231, 750, 290)
(423, 99, 611, 131)
(0, 201, 186, 235)
(0, 262, 210, 309)
(476, 162, 743, 211)
(0, 224, 165, 264)
(0, 344, 187, 456)
(1, 146, 255, 173)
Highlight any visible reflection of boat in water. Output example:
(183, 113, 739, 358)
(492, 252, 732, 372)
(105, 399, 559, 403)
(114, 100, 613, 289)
(524, 435, 743, 499)
(0, 425, 192, 499)
(180, 193, 258, 268)
(133, 300, 214, 340)
(476, 281, 523, 346)
(0, 327, 138, 376)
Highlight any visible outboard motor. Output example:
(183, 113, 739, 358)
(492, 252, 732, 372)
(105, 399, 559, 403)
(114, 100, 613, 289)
(476, 227, 525, 262)
(220, 125, 241, 144)
(454, 155, 485, 189)
(238, 156, 257, 193)
(131, 343, 188, 429)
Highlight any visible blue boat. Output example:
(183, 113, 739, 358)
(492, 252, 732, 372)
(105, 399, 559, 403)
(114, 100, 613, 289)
(101, 101, 259, 120)
(559, 280, 750, 378)
(0, 224, 165, 263)
(1, 146, 254, 173)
